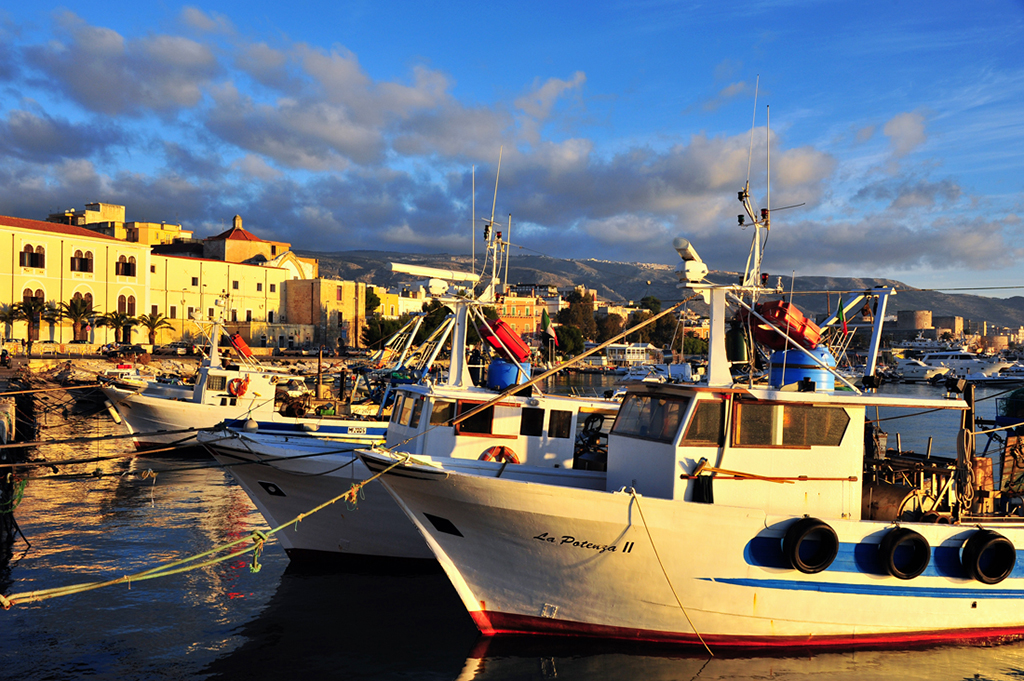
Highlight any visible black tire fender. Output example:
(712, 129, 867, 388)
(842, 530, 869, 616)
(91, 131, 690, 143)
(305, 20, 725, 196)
(879, 527, 930, 580)
(962, 529, 1016, 585)
(783, 517, 839, 574)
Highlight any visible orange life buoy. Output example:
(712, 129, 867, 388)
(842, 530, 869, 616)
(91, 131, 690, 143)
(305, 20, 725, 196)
(228, 376, 250, 397)
(479, 446, 520, 464)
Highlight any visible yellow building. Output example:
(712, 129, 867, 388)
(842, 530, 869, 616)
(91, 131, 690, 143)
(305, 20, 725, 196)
(0, 214, 150, 343)
(48, 202, 194, 245)
(285, 279, 368, 349)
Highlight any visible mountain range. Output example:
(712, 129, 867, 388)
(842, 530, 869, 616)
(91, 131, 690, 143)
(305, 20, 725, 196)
(300, 250, 1024, 331)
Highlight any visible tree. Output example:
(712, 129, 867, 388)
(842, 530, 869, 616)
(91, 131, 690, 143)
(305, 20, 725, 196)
(98, 311, 138, 344)
(136, 312, 174, 345)
(557, 292, 597, 340)
(15, 298, 47, 344)
(554, 325, 585, 356)
(0, 305, 18, 341)
(365, 288, 381, 316)
(639, 295, 662, 314)
(682, 334, 709, 355)
(60, 298, 96, 341)
(595, 313, 624, 343)
(41, 303, 61, 341)
(624, 309, 653, 343)
(361, 315, 406, 349)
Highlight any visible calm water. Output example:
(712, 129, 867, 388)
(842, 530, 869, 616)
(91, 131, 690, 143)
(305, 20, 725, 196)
(4, 381, 1024, 680)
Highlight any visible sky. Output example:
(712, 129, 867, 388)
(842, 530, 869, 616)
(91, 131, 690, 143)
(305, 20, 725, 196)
(1, 1, 1023, 295)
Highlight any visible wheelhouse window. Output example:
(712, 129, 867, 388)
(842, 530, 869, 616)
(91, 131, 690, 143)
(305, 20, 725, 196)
(520, 407, 544, 436)
(681, 400, 726, 446)
(453, 400, 519, 437)
(733, 401, 849, 448)
(207, 375, 227, 392)
(429, 399, 454, 426)
(548, 410, 572, 439)
(612, 394, 690, 444)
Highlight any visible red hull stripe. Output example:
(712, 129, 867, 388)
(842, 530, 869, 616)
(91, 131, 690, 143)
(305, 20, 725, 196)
(470, 610, 1024, 650)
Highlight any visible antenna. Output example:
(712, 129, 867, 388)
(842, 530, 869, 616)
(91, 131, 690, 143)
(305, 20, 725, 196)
(504, 213, 512, 292)
(489, 146, 503, 236)
(472, 165, 476, 276)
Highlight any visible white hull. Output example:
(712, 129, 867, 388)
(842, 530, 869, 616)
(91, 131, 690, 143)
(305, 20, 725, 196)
(202, 432, 604, 560)
(102, 385, 387, 448)
(373, 456, 1024, 649)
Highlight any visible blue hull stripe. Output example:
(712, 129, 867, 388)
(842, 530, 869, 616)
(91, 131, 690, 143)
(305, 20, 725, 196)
(704, 577, 1024, 599)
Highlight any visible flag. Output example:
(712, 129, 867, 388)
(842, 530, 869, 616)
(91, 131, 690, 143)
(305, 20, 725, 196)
(837, 295, 847, 334)
(541, 309, 559, 347)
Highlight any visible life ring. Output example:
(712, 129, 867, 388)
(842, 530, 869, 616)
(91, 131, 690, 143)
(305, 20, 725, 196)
(228, 376, 250, 397)
(479, 446, 520, 465)
(783, 517, 839, 574)
(962, 529, 1016, 584)
(878, 527, 930, 580)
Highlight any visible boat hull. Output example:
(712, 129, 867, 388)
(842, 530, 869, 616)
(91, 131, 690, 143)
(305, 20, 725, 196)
(201, 434, 605, 562)
(101, 385, 387, 448)
(372, 456, 1024, 650)
(203, 434, 435, 561)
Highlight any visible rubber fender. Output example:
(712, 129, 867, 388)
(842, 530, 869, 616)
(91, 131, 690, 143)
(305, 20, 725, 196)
(879, 527, 930, 580)
(783, 517, 839, 574)
(962, 529, 1016, 585)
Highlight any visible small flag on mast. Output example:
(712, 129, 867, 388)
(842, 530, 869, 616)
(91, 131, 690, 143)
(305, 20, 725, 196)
(541, 309, 559, 347)
(837, 296, 848, 334)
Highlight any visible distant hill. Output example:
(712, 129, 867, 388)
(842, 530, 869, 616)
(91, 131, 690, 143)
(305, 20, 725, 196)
(299, 250, 1024, 330)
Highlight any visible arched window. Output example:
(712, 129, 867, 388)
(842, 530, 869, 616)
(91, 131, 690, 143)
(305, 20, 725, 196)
(127, 295, 136, 316)
(34, 289, 43, 301)
(73, 292, 82, 301)
(22, 288, 33, 304)
(115, 255, 135, 277)
(84, 292, 93, 311)
(118, 295, 127, 314)
(19, 244, 43, 268)
(70, 249, 94, 273)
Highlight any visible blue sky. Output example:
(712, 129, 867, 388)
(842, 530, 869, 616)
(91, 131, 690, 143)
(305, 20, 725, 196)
(1, 1, 1022, 295)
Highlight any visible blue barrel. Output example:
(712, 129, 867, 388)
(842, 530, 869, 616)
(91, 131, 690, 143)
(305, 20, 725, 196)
(769, 347, 836, 390)
(487, 359, 531, 391)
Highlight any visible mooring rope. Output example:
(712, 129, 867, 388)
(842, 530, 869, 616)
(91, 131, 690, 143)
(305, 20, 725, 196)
(629, 489, 713, 657)
(0, 449, 411, 609)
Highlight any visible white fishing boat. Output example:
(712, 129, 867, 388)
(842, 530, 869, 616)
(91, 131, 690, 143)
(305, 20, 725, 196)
(363, 187, 1024, 650)
(101, 317, 388, 449)
(198, 220, 620, 562)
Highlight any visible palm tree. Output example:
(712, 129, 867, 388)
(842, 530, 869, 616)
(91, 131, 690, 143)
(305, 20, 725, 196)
(0, 305, 18, 341)
(98, 311, 138, 344)
(41, 303, 61, 341)
(16, 298, 47, 344)
(136, 312, 173, 346)
(61, 298, 98, 341)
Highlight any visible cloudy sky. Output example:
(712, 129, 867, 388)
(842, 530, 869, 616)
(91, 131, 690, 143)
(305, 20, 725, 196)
(1, 1, 1022, 294)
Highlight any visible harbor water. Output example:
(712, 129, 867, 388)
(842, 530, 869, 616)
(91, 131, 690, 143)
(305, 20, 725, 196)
(5, 379, 1024, 679)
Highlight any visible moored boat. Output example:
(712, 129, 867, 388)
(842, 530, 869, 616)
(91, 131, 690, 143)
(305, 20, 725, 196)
(363, 191, 1024, 650)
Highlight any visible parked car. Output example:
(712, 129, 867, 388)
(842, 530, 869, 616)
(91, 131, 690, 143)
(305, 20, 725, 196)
(105, 344, 147, 359)
(157, 341, 194, 355)
(38, 340, 59, 355)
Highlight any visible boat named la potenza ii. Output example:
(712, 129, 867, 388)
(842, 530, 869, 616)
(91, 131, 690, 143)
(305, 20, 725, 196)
(364, 229, 1024, 651)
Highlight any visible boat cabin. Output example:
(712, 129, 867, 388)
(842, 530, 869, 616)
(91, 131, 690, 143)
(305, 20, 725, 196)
(384, 384, 617, 468)
(605, 381, 969, 521)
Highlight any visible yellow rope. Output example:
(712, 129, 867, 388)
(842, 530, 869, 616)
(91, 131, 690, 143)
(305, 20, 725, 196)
(0, 449, 411, 609)
(630, 489, 713, 657)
